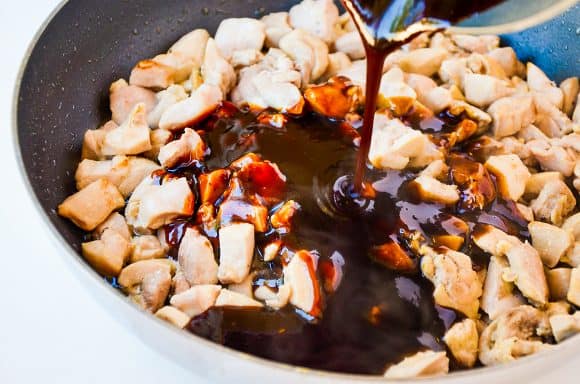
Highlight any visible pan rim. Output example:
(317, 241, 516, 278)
(10, 0, 580, 382)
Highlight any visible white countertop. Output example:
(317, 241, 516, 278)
(0, 1, 577, 383)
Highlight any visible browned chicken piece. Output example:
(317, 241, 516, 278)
(101, 103, 152, 156)
(487, 47, 525, 77)
(481, 256, 525, 320)
(95, 212, 131, 241)
(377, 68, 417, 115)
(288, 0, 339, 44)
(214, 288, 264, 308)
(560, 77, 579, 116)
(524, 171, 564, 198)
(199, 169, 230, 205)
(109, 79, 157, 125)
(217, 199, 269, 233)
(261, 12, 292, 48)
(451, 34, 499, 54)
(279, 29, 329, 85)
(528, 222, 573, 268)
(147, 85, 188, 129)
(144, 129, 172, 160)
(178, 228, 218, 286)
(130, 235, 165, 263)
(155, 306, 191, 328)
(530, 180, 576, 226)
(527, 63, 564, 109)
(384, 351, 449, 379)
(82, 228, 131, 277)
(169, 284, 221, 317)
(75, 155, 160, 198)
(463, 74, 513, 108)
(271, 200, 301, 231)
(168, 29, 209, 66)
(81, 120, 117, 160)
(484, 154, 531, 201)
(254, 284, 292, 310)
(563, 213, 580, 240)
(479, 305, 551, 366)
(125, 176, 194, 231)
(449, 100, 492, 130)
(545, 268, 572, 301)
(158, 128, 205, 169)
(335, 31, 365, 60)
(118, 259, 175, 312)
(305, 76, 361, 119)
(284, 250, 321, 317)
(526, 140, 575, 177)
(562, 243, 580, 268)
(545, 301, 571, 317)
(217, 223, 255, 284)
(473, 225, 548, 306)
(568, 267, 580, 306)
(201, 38, 236, 95)
(549, 312, 580, 343)
(497, 137, 534, 165)
(444, 319, 479, 368)
(420, 246, 482, 318)
(397, 48, 448, 77)
(58, 179, 125, 231)
(411, 174, 459, 205)
(129, 59, 176, 90)
(158, 83, 223, 132)
(214, 18, 266, 60)
(488, 94, 536, 138)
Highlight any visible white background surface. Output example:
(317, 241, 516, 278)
(0, 1, 577, 383)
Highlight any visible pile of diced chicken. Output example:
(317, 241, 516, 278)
(57, 0, 580, 378)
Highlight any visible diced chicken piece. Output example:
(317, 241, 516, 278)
(529, 222, 573, 268)
(288, 0, 339, 44)
(198, 169, 230, 205)
(262, 241, 282, 262)
(439, 57, 468, 87)
(397, 48, 448, 77)
(549, 312, 580, 343)
(533, 94, 574, 138)
(158, 128, 205, 169)
(321, 52, 352, 81)
(546, 301, 571, 317)
(279, 29, 329, 85)
(178, 228, 218, 286)
(488, 94, 536, 138)
(487, 47, 525, 77)
(254, 284, 291, 309)
(527, 140, 575, 176)
(562, 243, 580, 268)
(147, 85, 188, 129)
(75, 155, 159, 198)
(412, 175, 459, 205)
(484, 154, 530, 201)
(145, 129, 172, 160)
(271, 200, 300, 231)
(155, 306, 191, 328)
(525, 172, 563, 199)
(151, 52, 197, 84)
(217, 223, 255, 284)
(335, 31, 364, 60)
(444, 319, 479, 368)
(214, 18, 265, 60)
(118, 259, 174, 312)
(129, 59, 176, 89)
(563, 213, 580, 241)
(527, 62, 564, 109)
(158, 83, 222, 132)
(169, 284, 221, 317)
(568, 268, 580, 306)
(368, 114, 443, 170)
(560, 77, 579, 116)
(201, 39, 236, 95)
(126, 176, 194, 231)
(81, 120, 117, 160)
(337, 59, 367, 88)
(231, 49, 263, 68)
(420, 246, 482, 318)
(516, 203, 534, 222)
(251, 69, 304, 112)
(384, 351, 449, 379)
(95, 212, 131, 241)
(214, 288, 264, 308)
(530, 180, 576, 225)
(518, 124, 549, 142)
(473, 225, 548, 306)
(101, 103, 152, 156)
(451, 34, 499, 54)
(284, 250, 321, 316)
(463, 74, 513, 108)
(172, 269, 191, 295)
(481, 256, 525, 320)
(109, 79, 157, 125)
(378, 68, 417, 115)
(58, 179, 125, 231)
(466, 53, 507, 80)
(479, 305, 551, 366)
(497, 137, 533, 164)
(545, 268, 572, 301)
(574, 93, 580, 124)
(131, 235, 165, 263)
(405, 73, 437, 104)
(449, 101, 492, 130)
(168, 29, 209, 67)
(261, 12, 292, 48)
(82, 228, 131, 277)
(422, 86, 454, 114)
(227, 272, 254, 298)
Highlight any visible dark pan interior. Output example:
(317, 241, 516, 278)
(17, 0, 579, 262)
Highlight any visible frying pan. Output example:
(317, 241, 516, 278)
(13, 1, 580, 382)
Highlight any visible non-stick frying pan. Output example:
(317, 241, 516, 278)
(13, 1, 580, 383)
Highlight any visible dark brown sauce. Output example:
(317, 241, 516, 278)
(155, 100, 529, 374)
